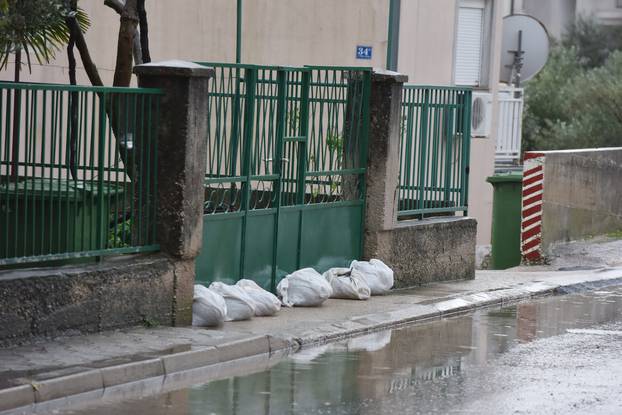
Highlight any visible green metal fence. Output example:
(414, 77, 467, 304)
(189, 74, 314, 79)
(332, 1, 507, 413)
(398, 85, 472, 219)
(196, 62, 371, 290)
(0, 82, 162, 266)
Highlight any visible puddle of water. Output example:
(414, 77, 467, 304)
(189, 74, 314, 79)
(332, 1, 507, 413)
(37, 287, 622, 415)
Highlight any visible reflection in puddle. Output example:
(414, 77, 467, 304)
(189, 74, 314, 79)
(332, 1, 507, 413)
(53, 287, 622, 415)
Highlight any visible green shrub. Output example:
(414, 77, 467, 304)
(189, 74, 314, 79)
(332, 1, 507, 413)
(522, 18, 622, 152)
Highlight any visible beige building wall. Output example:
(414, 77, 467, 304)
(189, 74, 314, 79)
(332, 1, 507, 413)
(576, 0, 622, 25)
(519, 0, 622, 41)
(516, 0, 575, 40)
(242, 0, 389, 66)
(471, 0, 504, 247)
(0, 0, 388, 84)
(398, 0, 458, 85)
(0, 0, 502, 246)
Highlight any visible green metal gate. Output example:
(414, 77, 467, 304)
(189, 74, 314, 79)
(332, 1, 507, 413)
(196, 63, 371, 291)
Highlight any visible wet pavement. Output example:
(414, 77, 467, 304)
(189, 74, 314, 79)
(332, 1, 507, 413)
(34, 285, 622, 415)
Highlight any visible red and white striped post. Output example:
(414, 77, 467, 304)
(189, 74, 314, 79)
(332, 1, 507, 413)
(521, 152, 546, 263)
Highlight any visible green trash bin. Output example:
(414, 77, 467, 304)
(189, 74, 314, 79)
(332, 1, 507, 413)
(487, 172, 523, 269)
(0, 178, 124, 264)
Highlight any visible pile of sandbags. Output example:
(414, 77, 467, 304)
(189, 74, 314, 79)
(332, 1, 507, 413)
(193, 279, 283, 326)
(236, 279, 281, 316)
(350, 259, 394, 295)
(209, 282, 256, 321)
(277, 268, 333, 307)
(193, 259, 394, 324)
(320, 258, 394, 301)
(192, 284, 227, 327)
(322, 267, 371, 300)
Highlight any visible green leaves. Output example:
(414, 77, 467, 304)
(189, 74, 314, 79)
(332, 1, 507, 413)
(0, 0, 90, 73)
(523, 18, 622, 152)
(562, 16, 622, 69)
(524, 48, 622, 151)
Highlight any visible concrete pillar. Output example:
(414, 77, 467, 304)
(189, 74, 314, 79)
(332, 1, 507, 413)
(363, 69, 408, 259)
(134, 60, 214, 325)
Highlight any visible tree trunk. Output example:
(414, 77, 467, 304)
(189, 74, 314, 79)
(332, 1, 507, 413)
(132, 30, 142, 65)
(113, 0, 139, 87)
(66, 0, 79, 181)
(137, 0, 151, 63)
(66, 16, 103, 86)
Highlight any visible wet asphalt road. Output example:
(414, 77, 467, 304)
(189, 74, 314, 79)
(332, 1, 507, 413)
(450, 321, 622, 414)
(37, 287, 622, 415)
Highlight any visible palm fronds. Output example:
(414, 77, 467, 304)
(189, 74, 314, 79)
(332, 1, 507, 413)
(0, 0, 90, 72)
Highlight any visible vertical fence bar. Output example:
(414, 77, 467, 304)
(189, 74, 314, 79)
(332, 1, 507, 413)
(239, 67, 257, 278)
(96, 92, 106, 252)
(270, 69, 288, 292)
(295, 70, 310, 268)
(462, 89, 472, 215)
(417, 88, 429, 212)
(358, 70, 372, 256)
(2, 89, 9, 258)
(296, 71, 310, 205)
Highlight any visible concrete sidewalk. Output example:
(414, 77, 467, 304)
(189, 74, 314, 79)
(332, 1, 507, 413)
(2, 263, 622, 413)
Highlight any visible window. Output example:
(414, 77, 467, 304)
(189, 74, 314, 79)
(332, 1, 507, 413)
(454, 0, 490, 87)
(617, 0, 622, 8)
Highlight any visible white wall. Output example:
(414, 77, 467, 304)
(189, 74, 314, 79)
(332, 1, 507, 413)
(0, 0, 502, 246)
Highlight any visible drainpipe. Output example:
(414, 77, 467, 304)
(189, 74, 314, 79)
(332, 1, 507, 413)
(386, 0, 401, 71)
(236, 0, 242, 63)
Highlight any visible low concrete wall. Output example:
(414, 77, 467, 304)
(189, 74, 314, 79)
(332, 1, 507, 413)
(541, 148, 622, 252)
(365, 217, 477, 288)
(0, 62, 212, 346)
(0, 255, 192, 347)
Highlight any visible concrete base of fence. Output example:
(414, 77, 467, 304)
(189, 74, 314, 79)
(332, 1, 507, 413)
(0, 254, 192, 347)
(365, 217, 477, 288)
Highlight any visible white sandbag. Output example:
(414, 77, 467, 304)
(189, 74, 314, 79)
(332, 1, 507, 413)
(323, 267, 371, 300)
(209, 281, 256, 321)
(350, 259, 394, 295)
(277, 268, 333, 307)
(236, 279, 281, 316)
(192, 284, 227, 327)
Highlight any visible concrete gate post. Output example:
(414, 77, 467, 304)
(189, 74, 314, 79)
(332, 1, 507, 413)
(363, 69, 408, 259)
(134, 60, 214, 325)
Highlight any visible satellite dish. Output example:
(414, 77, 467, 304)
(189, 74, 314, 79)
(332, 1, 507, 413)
(500, 14, 550, 85)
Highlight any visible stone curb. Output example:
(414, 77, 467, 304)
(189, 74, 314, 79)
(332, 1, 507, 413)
(2, 273, 622, 413)
(0, 334, 284, 414)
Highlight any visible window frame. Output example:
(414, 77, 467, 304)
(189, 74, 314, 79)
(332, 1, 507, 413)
(453, 0, 494, 89)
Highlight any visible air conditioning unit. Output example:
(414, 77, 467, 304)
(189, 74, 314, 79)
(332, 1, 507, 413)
(471, 92, 493, 137)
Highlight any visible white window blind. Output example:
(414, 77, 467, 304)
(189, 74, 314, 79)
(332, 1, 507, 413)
(455, 3, 485, 86)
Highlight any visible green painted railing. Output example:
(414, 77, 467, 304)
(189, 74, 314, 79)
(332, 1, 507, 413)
(197, 63, 371, 214)
(398, 85, 472, 218)
(0, 82, 162, 266)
